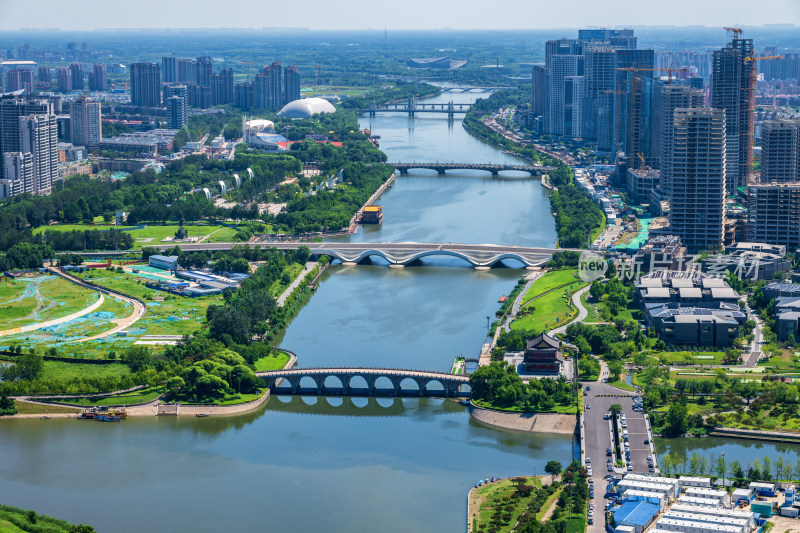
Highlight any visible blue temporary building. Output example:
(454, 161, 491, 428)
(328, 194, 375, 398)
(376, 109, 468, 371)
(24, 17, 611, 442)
(613, 501, 660, 533)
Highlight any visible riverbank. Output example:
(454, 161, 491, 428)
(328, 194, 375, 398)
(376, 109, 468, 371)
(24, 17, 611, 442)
(470, 404, 577, 435)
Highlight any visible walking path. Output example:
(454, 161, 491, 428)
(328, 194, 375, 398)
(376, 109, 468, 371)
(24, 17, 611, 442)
(0, 292, 105, 338)
(744, 304, 763, 367)
(549, 285, 591, 336)
(277, 262, 317, 307)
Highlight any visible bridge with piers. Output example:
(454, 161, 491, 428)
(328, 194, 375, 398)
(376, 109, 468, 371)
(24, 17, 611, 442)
(257, 367, 471, 398)
(360, 97, 472, 117)
(154, 241, 570, 268)
(391, 162, 550, 176)
(438, 86, 515, 93)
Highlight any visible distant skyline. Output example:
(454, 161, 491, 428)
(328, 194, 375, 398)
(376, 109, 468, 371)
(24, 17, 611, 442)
(0, 0, 799, 31)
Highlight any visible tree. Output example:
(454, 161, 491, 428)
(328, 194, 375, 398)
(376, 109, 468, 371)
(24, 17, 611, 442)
(608, 360, 623, 381)
(689, 452, 702, 475)
(122, 345, 152, 372)
(664, 402, 689, 437)
(545, 460, 563, 481)
(609, 404, 622, 417)
(68, 525, 96, 533)
(16, 351, 44, 381)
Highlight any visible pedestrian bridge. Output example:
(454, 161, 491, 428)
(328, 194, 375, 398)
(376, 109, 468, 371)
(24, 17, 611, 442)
(155, 242, 566, 269)
(257, 367, 471, 398)
(391, 162, 549, 176)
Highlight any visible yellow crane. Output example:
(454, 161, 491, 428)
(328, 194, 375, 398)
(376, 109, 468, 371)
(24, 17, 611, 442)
(241, 61, 254, 82)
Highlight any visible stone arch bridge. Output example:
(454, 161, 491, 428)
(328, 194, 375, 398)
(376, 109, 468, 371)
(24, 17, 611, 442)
(257, 368, 471, 398)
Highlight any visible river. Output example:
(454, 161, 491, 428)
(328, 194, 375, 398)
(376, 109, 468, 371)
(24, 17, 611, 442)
(0, 88, 573, 532)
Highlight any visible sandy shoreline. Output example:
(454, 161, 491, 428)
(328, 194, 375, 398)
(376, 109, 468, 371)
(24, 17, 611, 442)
(469, 404, 577, 435)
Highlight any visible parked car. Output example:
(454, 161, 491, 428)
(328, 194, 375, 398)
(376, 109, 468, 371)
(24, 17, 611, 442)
(627, 465, 633, 471)
(604, 413, 610, 420)
(606, 448, 613, 456)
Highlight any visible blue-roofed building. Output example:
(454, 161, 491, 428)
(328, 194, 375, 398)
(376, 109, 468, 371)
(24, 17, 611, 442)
(613, 500, 660, 533)
(149, 255, 178, 272)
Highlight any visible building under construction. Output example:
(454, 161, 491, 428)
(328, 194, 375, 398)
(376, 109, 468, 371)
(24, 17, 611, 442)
(711, 32, 755, 192)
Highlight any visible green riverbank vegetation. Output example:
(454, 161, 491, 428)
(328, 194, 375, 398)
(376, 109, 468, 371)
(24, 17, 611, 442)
(470, 361, 577, 413)
(0, 504, 94, 532)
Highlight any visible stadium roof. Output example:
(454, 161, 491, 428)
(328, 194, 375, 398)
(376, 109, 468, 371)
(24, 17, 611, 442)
(277, 97, 336, 118)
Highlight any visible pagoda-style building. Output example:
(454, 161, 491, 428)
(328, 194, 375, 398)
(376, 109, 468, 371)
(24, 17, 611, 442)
(523, 333, 564, 374)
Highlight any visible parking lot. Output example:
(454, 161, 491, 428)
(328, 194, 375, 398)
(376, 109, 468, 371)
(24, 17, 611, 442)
(581, 376, 655, 533)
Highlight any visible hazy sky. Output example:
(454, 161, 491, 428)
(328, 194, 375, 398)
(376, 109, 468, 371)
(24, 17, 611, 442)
(1, 0, 799, 31)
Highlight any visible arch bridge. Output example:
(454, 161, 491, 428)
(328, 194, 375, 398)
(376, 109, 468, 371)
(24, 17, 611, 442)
(392, 162, 549, 176)
(257, 368, 471, 398)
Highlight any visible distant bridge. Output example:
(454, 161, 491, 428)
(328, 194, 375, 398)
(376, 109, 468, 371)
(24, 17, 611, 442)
(154, 241, 570, 268)
(391, 162, 550, 176)
(257, 367, 471, 397)
(439, 86, 515, 93)
(360, 97, 472, 116)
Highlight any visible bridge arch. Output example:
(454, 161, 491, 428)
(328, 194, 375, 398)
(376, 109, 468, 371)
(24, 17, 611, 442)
(422, 378, 447, 395)
(373, 375, 396, 394)
(398, 377, 422, 395)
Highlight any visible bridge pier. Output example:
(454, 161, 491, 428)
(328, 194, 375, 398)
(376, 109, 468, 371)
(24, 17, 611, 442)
(436, 169, 445, 175)
(388, 263, 404, 269)
(474, 266, 490, 271)
(342, 262, 357, 267)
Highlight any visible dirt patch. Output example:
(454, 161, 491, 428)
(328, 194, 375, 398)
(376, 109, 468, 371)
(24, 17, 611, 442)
(770, 515, 800, 533)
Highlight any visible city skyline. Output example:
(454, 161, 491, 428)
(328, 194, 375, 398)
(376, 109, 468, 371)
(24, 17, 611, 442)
(0, 0, 799, 31)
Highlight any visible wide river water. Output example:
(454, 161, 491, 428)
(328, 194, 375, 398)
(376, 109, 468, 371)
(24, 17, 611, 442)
(0, 88, 573, 533)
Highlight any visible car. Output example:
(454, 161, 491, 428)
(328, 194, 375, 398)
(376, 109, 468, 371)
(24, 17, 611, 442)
(588, 510, 594, 518)
(649, 468, 655, 473)
(644, 439, 649, 445)
(583, 390, 588, 396)
(608, 465, 614, 472)
(587, 468, 593, 476)
(627, 465, 633, 471)
(604, 413, 610, 420)
(589, 478, 594, 484)
(606, 448, 613, 456)
(586, 404, 591, 409)
(586, 386, 591, 391)
(588, 518, 594, 525)
(586, 458, 591, 464)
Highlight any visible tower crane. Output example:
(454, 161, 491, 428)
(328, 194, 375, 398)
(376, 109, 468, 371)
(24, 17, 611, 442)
(241, 61, 254, 82)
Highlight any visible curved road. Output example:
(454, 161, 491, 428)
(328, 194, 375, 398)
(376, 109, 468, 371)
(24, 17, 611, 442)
(550, 285, 591, 336)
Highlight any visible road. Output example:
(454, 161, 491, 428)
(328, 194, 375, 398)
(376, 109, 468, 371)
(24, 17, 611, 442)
(744, 304, 763, 367)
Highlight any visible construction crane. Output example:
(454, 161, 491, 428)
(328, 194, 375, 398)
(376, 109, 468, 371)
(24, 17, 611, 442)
(241, 61, 254, 82)
(740, 55, 782, 180)
(723, 27, 743, 40)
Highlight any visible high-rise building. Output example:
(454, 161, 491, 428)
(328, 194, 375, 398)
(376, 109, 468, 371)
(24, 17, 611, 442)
(56, 67, 72, 92)
(654, 83, 705, 195)
(760, 119, 799, 183)
(88, 64, 107, 91)
(583, 46, 616, 148)
(711, 37, 755, 192)
(284, 65, 300, 105)
(196, 56, 213, 87)
(130, 62, 161, 107)
(165, 96, 187, 129)
(0, 152, 34, 198)
(234, 82, 254, 110)
(531, 65, 546, 116)
(564, 75, 584, 138)
(69, 63, 84, 90)
(176, 59, 196, 84)
(669, 108, 727, 253)
(187, 84, 210, 108)
(254, 61, 283, 110)
(162, 56, 177, 83)
(69, 96, 102, 148)
(210, 68, 234, 106)
(18, 113, 59, 194)
(747, 183, 800, 248)
(545, 39, 583, 137)
(578, 28, 636, 49)
(5, 70, 29, 92)
(0, 94, 53, 166)
(37, 66, 51, 85)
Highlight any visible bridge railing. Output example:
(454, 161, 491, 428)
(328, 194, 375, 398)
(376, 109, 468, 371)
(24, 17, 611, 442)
(256, 366, 470, 377)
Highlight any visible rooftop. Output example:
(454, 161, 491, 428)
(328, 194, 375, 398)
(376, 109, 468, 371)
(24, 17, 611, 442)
(613, 501, 661, 527)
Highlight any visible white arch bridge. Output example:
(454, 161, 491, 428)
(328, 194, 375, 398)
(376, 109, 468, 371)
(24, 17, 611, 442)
(257, 368, 471, 398)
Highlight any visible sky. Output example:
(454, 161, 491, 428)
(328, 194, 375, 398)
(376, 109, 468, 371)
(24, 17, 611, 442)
(0, 0, 799, 31)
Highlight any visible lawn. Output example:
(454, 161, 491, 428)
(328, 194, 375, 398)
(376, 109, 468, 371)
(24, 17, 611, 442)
(253, 350, 292, 372)
(12, 401, 80, 415)
(35, 223, 244, 249)
(0, 276, 99, 330)
(42, 386, 165, 406)
(607, 376, 637, 392)
(521, 269, 579, 306)
(472, 398, 579, 414)
(268, 262, 304, 297)
(650, 351, 728, 365)
(512, 281, 587, 333)
(470, 476, 544, 533)
(580, 291, 605, 323)
(38, 360, 130, 381)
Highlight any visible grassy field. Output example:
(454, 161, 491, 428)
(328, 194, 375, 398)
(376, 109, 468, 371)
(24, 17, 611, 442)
(253, 350, 292, 372)
(42, 386, 165, 407)
(34, 223, 244, 249)
(12, 401, 80, 415)
(268, 262, 304, 297)
(0, 276, 98, 330)
(0, 504, 87, 533)
(512, 281, 587, 333)
(521, 269, 579, 306)
(75, 268, 221, 337)
(608, 376, 637, 391)
(37, 360, 130, 381)
(651, 351, 728, 365)
(471, 476, 544, 533)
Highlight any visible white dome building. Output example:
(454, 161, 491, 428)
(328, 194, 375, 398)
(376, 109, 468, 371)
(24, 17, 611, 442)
(277, 97, 337, 119)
